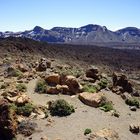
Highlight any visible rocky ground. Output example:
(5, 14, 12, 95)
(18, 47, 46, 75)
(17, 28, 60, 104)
(0, 37, 140, 140)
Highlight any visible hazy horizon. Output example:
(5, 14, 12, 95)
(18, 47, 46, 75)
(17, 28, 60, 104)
(0, 0, 140, 32)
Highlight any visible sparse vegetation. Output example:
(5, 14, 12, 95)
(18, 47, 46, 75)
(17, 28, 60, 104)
(16, 103, 35, 117)
(8, 68, 23, 77)
(98, 78, 108, 89)
(84, 128, 92, 135)
(35, 79, 47, 93)
(125, 98, 139, 108)
(57, 67, 84, 78)
(83, 84, 97, 93)
(16, 83, 27, 92)
(99, 102, 114, 112)
(49, 99, 75, 116)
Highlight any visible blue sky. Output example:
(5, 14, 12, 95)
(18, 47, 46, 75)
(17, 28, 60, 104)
(0, 0, 140, 32)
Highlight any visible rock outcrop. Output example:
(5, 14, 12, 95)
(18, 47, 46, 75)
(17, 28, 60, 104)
(86, 66, 100, 80)
(112, 72, 133, 94)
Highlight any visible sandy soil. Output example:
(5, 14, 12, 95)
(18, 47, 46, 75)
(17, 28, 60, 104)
(17, 79, 140, 140)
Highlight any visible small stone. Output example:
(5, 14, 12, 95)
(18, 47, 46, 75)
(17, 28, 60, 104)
(129, 124, 140, 134)
(130, 106, 137, 111)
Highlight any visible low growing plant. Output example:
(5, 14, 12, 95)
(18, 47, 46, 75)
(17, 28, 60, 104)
(49, 99, 75, 116)
(98, 78, 108, 89)
(83, 84, 97, 93)
(125, 98, 139, 108)
(16, 83, 27, 92)
(84, 128, 92, 135)
(35, 79, 47, 93)
(99, 102, 114, 112)
(16, 103, 35, 116)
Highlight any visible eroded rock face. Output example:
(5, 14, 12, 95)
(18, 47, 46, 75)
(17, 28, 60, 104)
(112, 72, 133, 93)
(88, 128, 120, 140)
(86, 66, 100, 80)
(0, 99, 17, 139)
(79, 92, 103, 107)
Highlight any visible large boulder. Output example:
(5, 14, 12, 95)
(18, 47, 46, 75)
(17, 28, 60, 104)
(56, 85, 69, 94)
(88, 128, 120, 140)
(47, 87, 59, 94)
(36, 58, 51, 72)
(79, 92, 103, 107)
(45, 74, 60, 85)
(47, 85, 69, 95)
(61, 75, 82, 94)
(0, 99, 17, 139)
(86, 66, 100, 80)
(112, 72, 133, 93)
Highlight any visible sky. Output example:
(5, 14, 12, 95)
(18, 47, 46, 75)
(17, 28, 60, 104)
(0, 0, 140, 32)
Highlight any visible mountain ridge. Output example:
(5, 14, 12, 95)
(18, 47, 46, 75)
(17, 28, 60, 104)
(0, 24, 140, 44)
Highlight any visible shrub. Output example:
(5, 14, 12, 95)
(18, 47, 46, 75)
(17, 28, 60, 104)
(98, 78, 108, 89)
(99, 102, 114, 112)
(49, 99, 75, 116)
(83, 84, 97, 93)
(9, 68, 23, 77)
(35, 79, 47, 93)
(125, 98, 139, 108)
(16, 103, 34, 116)
(16, 83, 27, 92)
(9, 103, 17, 111)
(84, 128, 92, 135)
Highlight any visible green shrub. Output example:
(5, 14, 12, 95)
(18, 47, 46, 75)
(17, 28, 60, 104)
(49, 99, 75, 116)
(16, 103, 34, 116)
(35, 79, 47, 93)
(99, 102, 114, 112)
(125, 98, 139, 108)
(84, 128, 92, 135)
(16, 83, 27, 92)
(8, 68, 23, 77)
(98, 78, 108, 89)
(83, 84, 97, 93)
(57, 67, 84, 78)
(9, 103, 17, 111)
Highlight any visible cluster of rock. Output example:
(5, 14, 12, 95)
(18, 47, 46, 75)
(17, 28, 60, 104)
(45, 74, 82, 95)
(0, 57, 140, 139)
(112, 72, 133, 94)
